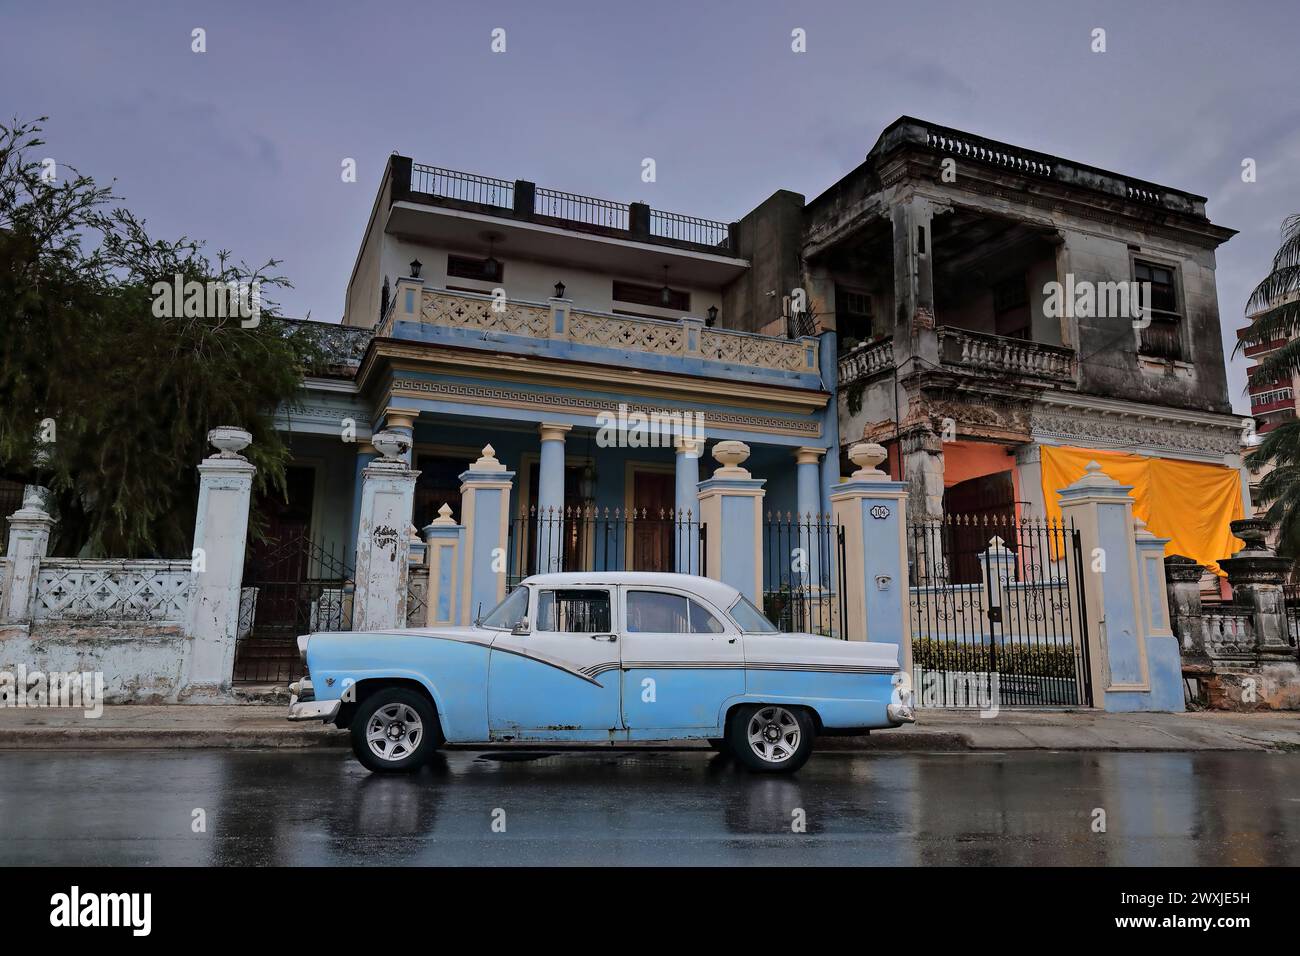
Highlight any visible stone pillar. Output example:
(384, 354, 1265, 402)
(830, 443, 911, 672)
(1058, 461, 1183, 712)
(794, 447, 825, 586)
(674, 434, 704, 573)
(383, 407, 419, 467)
(536, 423, 570, 573)
(1220, 517, 1293, 660)
(1, 487, 54, 625)
(185, 427, 257, 696)
(347, 441, 377, 560)
(1164, 555, 1208, 660)
(421, 504, 464, 628)
(352, 430, 419, 632)
(900, 426, 944, 523)
(459, 445, 515, 625)
(697, 441, 765, 602)
(890, 196, 938, 368)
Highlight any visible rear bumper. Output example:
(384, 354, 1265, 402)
(287, 679, 341, 722)
(886, 701, 917, 725)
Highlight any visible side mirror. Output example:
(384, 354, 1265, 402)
(511, 618, 530, 637)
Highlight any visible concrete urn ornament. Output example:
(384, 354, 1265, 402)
(847, 442, 888, 478)
(207, 426, 252, 459)
(371, 430, 411, 462)
(712, 440, 752, 477)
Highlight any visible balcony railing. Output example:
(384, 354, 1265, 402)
(1251, 388, 1295, 414)
(838, 337, 895, 384)
(380, 286, 818, 375)
(401, 159, 736, 254)
(938, 327, 1076, 384)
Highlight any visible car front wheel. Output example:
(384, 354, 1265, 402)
(727, 703, 814, 773)
(350, 688, 440, 773)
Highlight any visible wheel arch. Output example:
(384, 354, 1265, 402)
(334, 675, 444, 732)
(723, 699, 824, 735)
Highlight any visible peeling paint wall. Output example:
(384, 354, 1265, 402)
(0, 624, 190, 703)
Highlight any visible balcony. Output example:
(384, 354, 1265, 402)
(378, 283, 821, 384)
(1251, 388, 1295, 415)
(937, 327, 1077, 385)
(838, 337, 895, 385)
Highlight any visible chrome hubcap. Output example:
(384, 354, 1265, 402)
(366, 703, 423, 761)
(747, 706, 800, 763)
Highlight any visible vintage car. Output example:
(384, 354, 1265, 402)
(288, 572, 914, 774)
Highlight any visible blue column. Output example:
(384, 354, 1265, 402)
(536, 423, 570, 573)
(674, 436, 703, 573)
(795, 447, 825, 587)
(818, 329, 839, 515)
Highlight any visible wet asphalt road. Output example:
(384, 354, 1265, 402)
(2, 749, 1299, 865)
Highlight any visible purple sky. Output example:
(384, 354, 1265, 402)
(5, 0, 1298, 414)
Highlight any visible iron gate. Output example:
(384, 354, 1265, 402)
(908, 514, 1092, 707)
(762, 514, 848, 639)
(236, 531, 354, 684)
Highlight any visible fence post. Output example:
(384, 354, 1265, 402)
(830, 443, 910, 669)
(352, 430, 419, 632)
(1219, 517, 1293, 660)
(1057, 461, 1183, 712)
(184, 428, 256, 696)
(1164, 555, 1208, 659)
(421, 505, 464, 627)
(697, 441, 765, 602)
(458, 445, 515, 625)
(1, 487, 54, 625)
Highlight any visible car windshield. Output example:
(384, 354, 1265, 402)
(728, 595, 779, 633)
(479, 587, 529, 630)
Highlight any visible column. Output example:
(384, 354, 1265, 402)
(697, 441, 766, 602)
(1, 487, 54, 625)
(830, 443, 910, 671)
(184, 427, 257, 696)
(352, 430, 420, 632)
(421, 504, 464, 628)
(459, 445, 515, 625)
(900, 426, 945, 523)
(1134, 519, 1184, 712)
(1164, 555, 1208, 660)
(794, 447, 825, 587)
(536, 423, 570, 573)
(890, 196, 938, 368)
(674, 435, 704, 574)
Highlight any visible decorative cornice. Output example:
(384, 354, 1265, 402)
(1030, 395, 1243, 459)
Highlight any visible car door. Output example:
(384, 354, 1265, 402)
(619, 587, 744, 736)
(487, 586, 624, 741)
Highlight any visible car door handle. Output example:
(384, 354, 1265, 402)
(591, 634, 618, 642)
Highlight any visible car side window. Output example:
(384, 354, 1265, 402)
(535, 589, 611, 633)
(626, 591, 689, 633)
(626, 591, 725, 635)
(688, 600, 725, 634)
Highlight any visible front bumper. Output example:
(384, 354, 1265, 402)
(287, 679, 341, 722)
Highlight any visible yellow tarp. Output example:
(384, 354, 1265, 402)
(1040, 446, 1245, 575)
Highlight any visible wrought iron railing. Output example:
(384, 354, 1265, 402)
(508, 506, 703, 588)
(410, 164, 514, 208)
(761, 513, 846, 639)
(649, 209, 730, 249)
(534, 187, 628, 230)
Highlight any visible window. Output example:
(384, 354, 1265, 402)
(536, 589, 611, 633)
(729, 595, 779, 633)
(626, 591, 725, 634)
(613, 280, 690, 312)
(480, 587, 528, 629)
(1134, 260, 1183, 361)
(447, 254, 503, 283)
(836, 286, 875, 344)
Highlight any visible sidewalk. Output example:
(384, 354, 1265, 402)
(1, 704, 1299, 752)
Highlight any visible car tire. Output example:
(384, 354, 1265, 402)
(350, 687, 441, 774)
(727, 703, 815, 773)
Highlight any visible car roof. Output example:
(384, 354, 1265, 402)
(520, 572, 742, 608)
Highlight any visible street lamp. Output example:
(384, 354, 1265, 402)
(554, 280, 566, 298)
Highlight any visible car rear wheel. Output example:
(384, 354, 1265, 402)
(350, 688, 440, 773)
(727, 704, 814, 773)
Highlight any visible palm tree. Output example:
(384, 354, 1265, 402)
(1239, 214, 1300, 562)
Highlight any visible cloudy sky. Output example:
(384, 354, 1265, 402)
(4, 0, 1297, 414)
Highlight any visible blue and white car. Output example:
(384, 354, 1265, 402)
(288, 572, 914, 774)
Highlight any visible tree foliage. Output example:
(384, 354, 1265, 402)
(0, 117, 323, 557)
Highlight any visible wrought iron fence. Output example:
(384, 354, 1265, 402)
(236, 532, 354, 684)
(761, 513, 846, 639)
(410, 163, 514, 208)
(908, 514, 1092, 707)
(507, 506, 703, 590)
